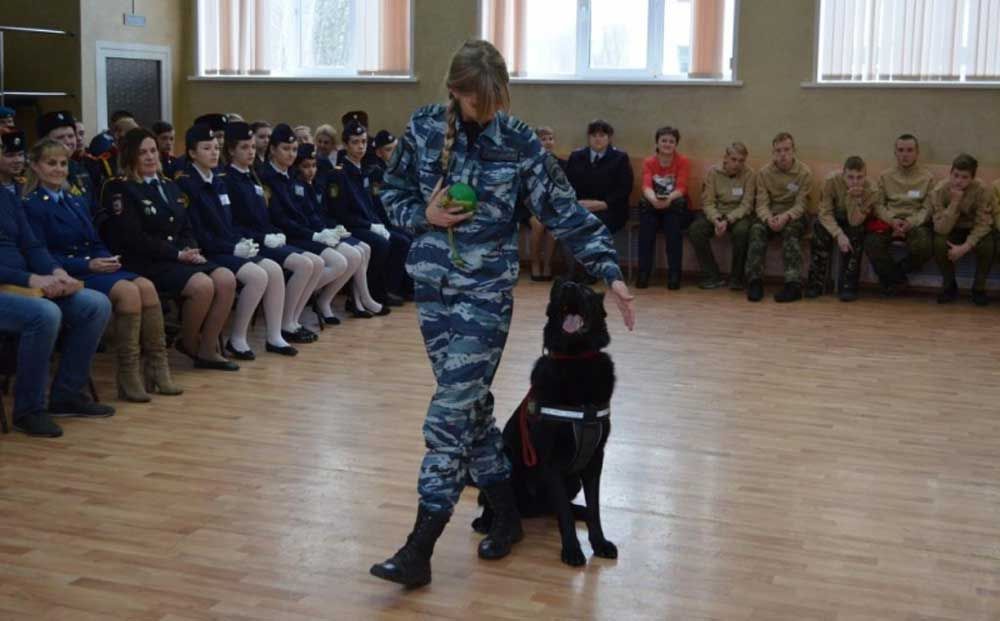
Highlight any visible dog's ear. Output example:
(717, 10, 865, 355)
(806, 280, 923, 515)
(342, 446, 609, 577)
(550, 277, 566, 303)
(595, 291, 607, 316)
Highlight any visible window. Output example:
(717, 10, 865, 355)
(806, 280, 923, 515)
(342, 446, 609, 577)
(480, 0, 737, 81)
(197, 0, 411, 78)
(817, 0, 1000, 84)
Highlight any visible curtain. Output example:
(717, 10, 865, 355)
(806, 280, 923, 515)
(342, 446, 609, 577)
(483, 0, 527, 76)
(200, 0, 269, 75)
(690, 0, 726, 78)
(820, 0, 1000, 81)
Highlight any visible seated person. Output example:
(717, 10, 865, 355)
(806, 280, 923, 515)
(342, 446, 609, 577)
(636, 126, 693, 290)
(0, 187, 114, 437)
(328, 119, 411, 307)
(176, 122, 297, 358)
(102, 128, 239, 371)
(525, 126, 560, 281)
(314, 123, 339, 175)
(74, 121, 86, 160)
(250, 121, 272, 169)
(37, 111, 95, 212)
(84, 131, 118, 193)
(0, 105, 14, 128)
(805, 156, 877, 302)
(688, 142, 755, 290)
(257, 125, 352, 323)
(930, 153, 994, 306)
(0, 129, 26, 198)
(24, 138, 181, 402)
(223, 123, 323, 344)
(153, 121, 179, 179)
(564, 119, 633, 281)
(746, 132, 812, 303)
(368, 129, 398, 225)
(290, 142, 383, 319)
(863, 134, 935, 295)
(335, 111, 381, 169)
(294, 125, 313, 145)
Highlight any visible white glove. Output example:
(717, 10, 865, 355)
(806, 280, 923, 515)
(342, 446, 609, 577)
(264, 233, 284, 249)
(245, 239, 260, 258)
(312, 232, 326, 243)
(234, 239, 254, 258)
(332, 225, 349, 239)
(371, 223, 390, 240)
(276, 233, 286, 246)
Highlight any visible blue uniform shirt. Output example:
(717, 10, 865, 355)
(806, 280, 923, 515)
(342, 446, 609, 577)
(0, 188, 58, 286)
(222, 164, 283, 244)
(380, 104, 623, 292)
(258, 162, 319, 241)
(175, 164, 241, 256)
(22, 186, 113, 278)
(326, 160, 385, 231)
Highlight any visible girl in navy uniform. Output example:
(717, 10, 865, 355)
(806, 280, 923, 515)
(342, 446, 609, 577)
(102, 128, 239, 371)
(257, 124, 348, 325)
(0, 129, 26, 198)
(177, 123, 297, 358)
(288, 142, 383, 321)
(24, 138, 181, 401)
(223, 124, 321, 344)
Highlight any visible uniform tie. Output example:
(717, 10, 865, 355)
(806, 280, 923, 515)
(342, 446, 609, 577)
(147, 177, 168, 203)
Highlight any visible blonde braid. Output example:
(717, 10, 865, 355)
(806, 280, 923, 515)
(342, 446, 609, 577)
(440, 96, 460, 174)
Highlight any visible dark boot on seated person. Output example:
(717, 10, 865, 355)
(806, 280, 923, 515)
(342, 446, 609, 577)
(667, 273, 681, 290)
(937, 283, 958, 304)
(774, 282, 802, 303)
(385, 293, 405, 307)
(370, 505, 450, 588)
(478, 480, 524, 560)
(972, 289, 989, 307)
(839, 286, 859, 302)
(729, 276, 745, 291)
(13, 412, 63, 437)
(698, 274, 726, 289)
(49, 395, 115, 418)
(635, 272, 650, 289)
(747, 279, 764, 302)
(804, 283, 823, 299)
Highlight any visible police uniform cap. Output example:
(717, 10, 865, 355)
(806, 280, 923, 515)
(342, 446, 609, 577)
(0, 106, 14, 119)
(185, 124, 216, 151)
(0, 129, 26, 154)
(224, 121, 253, 144)
(341, 110, 369, 130)
(269, 123, 297, 146)
(37, 110, 77, 138)
(293, 143, 316, 168)
(343, 120, 367, 140)
(372, 129, 396, 149)
(194, 113, 228, 132)
(88, 131, 115, 157)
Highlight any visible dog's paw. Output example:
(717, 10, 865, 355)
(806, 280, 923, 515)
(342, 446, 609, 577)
(591, 538, 618, 559)
(561, 546, 587, 567)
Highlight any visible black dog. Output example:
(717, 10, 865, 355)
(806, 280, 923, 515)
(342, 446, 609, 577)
(474, 278, 617, 566)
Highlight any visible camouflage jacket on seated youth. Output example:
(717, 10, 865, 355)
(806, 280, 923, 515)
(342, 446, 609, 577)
(380, 104, 622, 293)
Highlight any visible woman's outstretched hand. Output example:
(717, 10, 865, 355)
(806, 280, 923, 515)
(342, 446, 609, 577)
(608, 280, 635, 331)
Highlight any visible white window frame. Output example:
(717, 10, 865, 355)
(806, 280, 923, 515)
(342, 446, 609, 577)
(96, 41, 172, 132)
(806, 0, 1000, 90)
(192, 0, 416, 83)
(483, 0, 742, 85)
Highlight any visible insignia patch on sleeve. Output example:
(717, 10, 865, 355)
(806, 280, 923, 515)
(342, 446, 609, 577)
(544, 154, 571, 192)
(111, 194, 124, 216)
(329, 183, 340, 199)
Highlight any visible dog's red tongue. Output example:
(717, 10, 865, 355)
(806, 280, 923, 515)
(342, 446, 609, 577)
(562, 314, 584, 334)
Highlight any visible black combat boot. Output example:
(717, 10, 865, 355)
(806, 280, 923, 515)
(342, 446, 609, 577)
(937, 281, 958, 304)
(477, 480, 524, 560)
(773, 282, 802, 303)
(746, 279, 764, 302)
(635, 272, 650, 289)
(370, 506, 450, 588)
(972, 289, 989, 307)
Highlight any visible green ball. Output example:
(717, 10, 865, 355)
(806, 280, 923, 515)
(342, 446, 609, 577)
(446, 182, 478, 213)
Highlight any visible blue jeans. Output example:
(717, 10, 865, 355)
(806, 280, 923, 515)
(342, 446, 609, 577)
(0, 289, 111, 419)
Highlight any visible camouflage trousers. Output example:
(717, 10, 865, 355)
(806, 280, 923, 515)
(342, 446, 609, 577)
(745, 218, 806, 283)
(863, 226, 933, 285)
(687, 214, 752, 281)
(414, 282, 513, 514)
(806, 218, 865, 292)
(933, 228, 995, 291)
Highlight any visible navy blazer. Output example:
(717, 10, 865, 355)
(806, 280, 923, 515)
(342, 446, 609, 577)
(257, 163, 317, 241)
(22, 187, 113, 278)
(327, 161, 384, 230)
(222, 164, 283, 244)
(0, 189, 58, 286)
(175, 165, 241, 256)
(564, 146, 634, 232)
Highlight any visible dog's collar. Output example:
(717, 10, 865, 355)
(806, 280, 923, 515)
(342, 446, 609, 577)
(546, 350, 601, 360)
(539, 404, 610, 421)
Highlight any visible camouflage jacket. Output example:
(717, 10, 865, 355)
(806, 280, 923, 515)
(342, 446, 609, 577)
(381, 104, 622, 292)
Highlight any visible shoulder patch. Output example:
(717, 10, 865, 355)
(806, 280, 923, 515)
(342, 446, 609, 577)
(111, 193, 124, 216)
(263, 185, 272, 203)
(329, 182, 341, 199)
(544, 153, 572, 192)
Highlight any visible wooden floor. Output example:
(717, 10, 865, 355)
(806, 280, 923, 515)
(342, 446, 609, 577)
(2, 277, 1000, 620)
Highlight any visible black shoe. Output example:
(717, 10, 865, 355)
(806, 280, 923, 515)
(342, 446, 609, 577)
(698, 275, 726, 290)
(193, 357, 240, 371)
(838, 287, 859, 302)
(225, 341, 256, 361)
(13, 412, 63, 437)
(972, 289, 989, 307)
(937, 285, 958, 304)
(774, 282, 803, 303)
(320, 314, 341, 325)
(667, 274, 681, 290)
(729, 277, 745, 291)
(345, 298, 374, 319)
(478, 480, 524, 560)
(747, 279, 764, 302)
(297, 327, 319, 341)
(49, 398, 116, 418)
(804, 283, 823, 299)
(174, 339, 197, 361)
(374, 304, 392, 316)
(265, 342, 299, 356)
(370, 506, 450, 588)
(385, 293, 405, 307)
(635, 272, 650, 289)
(282, 329, 316, 344)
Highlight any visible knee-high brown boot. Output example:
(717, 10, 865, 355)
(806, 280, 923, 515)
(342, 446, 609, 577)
(141, 306, 183, 396)
(115, 313, 151, 402)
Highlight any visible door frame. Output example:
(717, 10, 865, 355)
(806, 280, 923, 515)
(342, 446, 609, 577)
(95, 41, 171, 131)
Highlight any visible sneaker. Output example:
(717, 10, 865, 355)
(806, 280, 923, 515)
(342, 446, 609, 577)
(747, 279, 764, 302)
(698, 275, 726, 290)
(972, 290, 989, 307)
(774, 282, 803, 303)
(48, 398, 115, 419)
(13, 412, 63, 437)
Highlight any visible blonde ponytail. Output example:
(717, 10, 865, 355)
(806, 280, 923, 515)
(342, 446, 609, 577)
(440, 96, 461, 173)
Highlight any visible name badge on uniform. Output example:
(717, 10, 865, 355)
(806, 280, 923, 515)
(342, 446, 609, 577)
(787, 183, 799, 192)
(481, 146, 520, 162)
(254, 185, 264, 196)
(294, 185, 305, 197)
(907, 189, 922, 198)
(732, 187, 744, 197)
(363, 178, 370, 189)
(220, 194, 231, 206)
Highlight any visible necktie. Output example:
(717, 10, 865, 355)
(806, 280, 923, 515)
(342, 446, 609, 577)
(148, 178, 168, 203)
